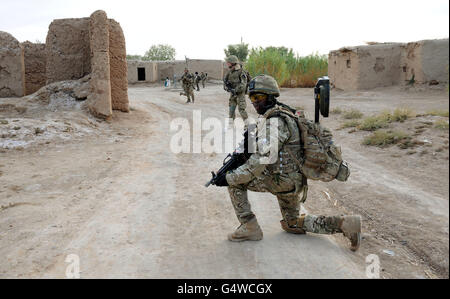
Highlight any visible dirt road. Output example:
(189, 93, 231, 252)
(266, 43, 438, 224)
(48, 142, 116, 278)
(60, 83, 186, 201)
(0, 84, 448, 278)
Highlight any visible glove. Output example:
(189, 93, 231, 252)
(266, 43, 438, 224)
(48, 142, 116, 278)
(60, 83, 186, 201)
(214, 173, 229, 187)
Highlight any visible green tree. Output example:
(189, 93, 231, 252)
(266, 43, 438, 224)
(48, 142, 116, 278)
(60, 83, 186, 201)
(224, 42, 249, 62)
(143, 44, 176, 61)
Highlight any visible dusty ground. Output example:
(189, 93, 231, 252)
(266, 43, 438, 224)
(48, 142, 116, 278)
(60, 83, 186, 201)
(0, 83, 448, 278)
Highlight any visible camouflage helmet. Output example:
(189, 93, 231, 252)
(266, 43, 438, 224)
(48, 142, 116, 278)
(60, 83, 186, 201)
(225, 55, 239, 64)
(248, 74, 280, 97)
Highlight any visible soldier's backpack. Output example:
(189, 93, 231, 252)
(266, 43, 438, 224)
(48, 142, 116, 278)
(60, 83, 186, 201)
(268, 107, 350, 183)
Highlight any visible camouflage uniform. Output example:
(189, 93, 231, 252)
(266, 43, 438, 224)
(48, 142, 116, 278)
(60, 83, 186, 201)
(226, 106, 344, 235)
(180, 72, 195, 103)
(224, 64, 248, 121)
(200, 72, 207, 88)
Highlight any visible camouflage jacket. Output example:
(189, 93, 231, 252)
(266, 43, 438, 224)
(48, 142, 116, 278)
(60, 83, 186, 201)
(226, 106, 303, 186)
(224, 64, 247, 95)
(180, 73, 194, 86)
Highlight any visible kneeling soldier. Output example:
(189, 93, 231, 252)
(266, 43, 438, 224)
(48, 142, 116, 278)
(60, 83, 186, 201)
(214, 75, 361, 251)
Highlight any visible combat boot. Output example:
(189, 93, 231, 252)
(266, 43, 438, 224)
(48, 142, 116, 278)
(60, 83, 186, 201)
(228, 217, 263, 242)
(340, 215, 362, 252)
(280, 215, 306, 235)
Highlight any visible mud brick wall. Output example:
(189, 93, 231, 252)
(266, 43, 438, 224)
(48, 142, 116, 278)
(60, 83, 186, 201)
(329, 39, 449, 91)
(22, 41, 46, 95)
(87, 10, 112, 119)
(127, 60, 158, 83)
(46, 18, 91, 84)
(109, 19, 129, 112)
(0, 31, 25, 97)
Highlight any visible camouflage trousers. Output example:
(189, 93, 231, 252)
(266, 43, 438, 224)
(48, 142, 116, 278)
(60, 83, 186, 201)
(227, 172, 343, 235)
(182, 85, 195, 102)
(202, 80, 206, 88)
(229, 93, 248, 120)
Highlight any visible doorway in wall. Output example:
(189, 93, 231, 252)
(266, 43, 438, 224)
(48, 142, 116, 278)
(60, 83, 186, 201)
(138, 68, 146, 81)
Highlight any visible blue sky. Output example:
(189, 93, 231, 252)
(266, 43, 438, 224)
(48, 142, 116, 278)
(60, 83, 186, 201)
(1, 0, 448, 59)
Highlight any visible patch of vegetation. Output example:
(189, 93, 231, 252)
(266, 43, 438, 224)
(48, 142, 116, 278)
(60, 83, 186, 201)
(426, 110, 449, 117)
(343, 109, 364, 120)
(398, 139, 424, 150)
(357, 108, 415, 131)
(358, 111, 392, 131)
(434, 119, 449, 130)
(392, 107, 415, 122)
(340, 120, 361, 129)
(331, 107, 343, 114)
(362, 130, 410, 147)
(225, 42, 249, 62)
(246, 47, 328, 88)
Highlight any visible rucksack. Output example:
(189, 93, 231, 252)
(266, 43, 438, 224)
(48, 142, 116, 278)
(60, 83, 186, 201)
(268, 107, 350, 183)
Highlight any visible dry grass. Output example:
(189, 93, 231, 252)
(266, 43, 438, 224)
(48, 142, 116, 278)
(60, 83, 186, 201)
(358, 108, 415, 131)
(362, 130, 410, 147)
(343, 109, 364, 120)
(426, 110, 449, 117)
(434, 119, 449, 130)
(340, 120, 361, 129)
(392, 107, 416, 122)
(331, 107, 343, 114)
(358, 111, 392, 131)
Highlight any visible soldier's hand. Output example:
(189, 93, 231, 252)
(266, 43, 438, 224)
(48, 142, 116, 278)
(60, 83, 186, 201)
(214, 173, 229, 187)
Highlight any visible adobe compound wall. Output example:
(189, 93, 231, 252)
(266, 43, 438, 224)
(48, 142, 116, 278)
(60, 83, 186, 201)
(0, 31, 25, 97)
(127, 59, 224, 83)
(0, 10, 129, 120)
(127, 60, 158, 83)
(21, 41, 46, 95)
(329, 38, 449, 91)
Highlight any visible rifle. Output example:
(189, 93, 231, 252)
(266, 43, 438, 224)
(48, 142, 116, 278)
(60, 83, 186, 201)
(224, 80, 237, 96)
(205, 128, 254, 187)
(205, 152, 248, 187)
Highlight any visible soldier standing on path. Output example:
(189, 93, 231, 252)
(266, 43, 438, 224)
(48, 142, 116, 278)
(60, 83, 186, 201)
(224, 55, 249, 127)
(179, 69, 195, 104)
(201, 72, 208, 89)
(194, 72, 201, 91)
(212, 75, 361, 251)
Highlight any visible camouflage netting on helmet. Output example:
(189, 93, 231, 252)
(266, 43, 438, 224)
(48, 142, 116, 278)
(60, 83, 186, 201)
(225, 55, 239, 64)
(248, 74, 280, 97)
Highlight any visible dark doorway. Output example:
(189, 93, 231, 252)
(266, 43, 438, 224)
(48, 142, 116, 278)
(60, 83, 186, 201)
(138, 68, 146, 81)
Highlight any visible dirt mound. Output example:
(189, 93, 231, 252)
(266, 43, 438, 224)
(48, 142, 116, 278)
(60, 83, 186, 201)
(0, 75, 110, 150)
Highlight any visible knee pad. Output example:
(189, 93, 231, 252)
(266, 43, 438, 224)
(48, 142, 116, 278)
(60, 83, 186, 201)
(280, 214, 306, 234)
